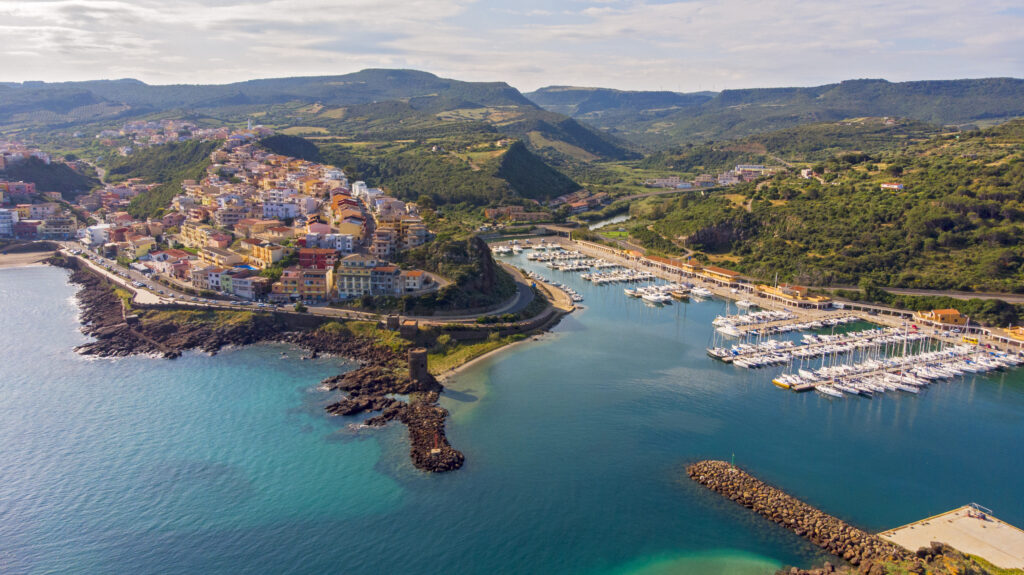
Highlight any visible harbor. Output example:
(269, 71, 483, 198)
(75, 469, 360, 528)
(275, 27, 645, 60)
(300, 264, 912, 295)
(492, 237, 1024, 402)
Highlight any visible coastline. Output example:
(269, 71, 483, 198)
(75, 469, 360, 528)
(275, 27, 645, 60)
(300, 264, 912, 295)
(47, 254, 561, 474)
(0, 251, 51, 269)
(436, 332, 551, 384)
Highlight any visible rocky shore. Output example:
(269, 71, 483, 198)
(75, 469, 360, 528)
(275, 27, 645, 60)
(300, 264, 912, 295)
(54, 256, 464, 473)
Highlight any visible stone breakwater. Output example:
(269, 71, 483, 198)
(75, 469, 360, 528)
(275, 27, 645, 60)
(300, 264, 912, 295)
(687, 460, 912, 572)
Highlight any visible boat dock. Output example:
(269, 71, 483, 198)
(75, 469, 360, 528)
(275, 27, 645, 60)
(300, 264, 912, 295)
(712, 327, 927, 366)
(786, 346, 1020, 394)
(880, 505, 1024, 570)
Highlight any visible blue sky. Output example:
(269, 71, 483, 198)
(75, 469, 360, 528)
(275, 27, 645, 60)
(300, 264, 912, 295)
(2, 0, 1023, 91)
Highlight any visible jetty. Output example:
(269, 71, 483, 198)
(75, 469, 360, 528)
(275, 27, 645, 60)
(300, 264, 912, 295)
(687, 460, 910, 568)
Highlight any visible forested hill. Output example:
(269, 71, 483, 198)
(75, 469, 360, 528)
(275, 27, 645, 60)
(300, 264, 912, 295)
(527, 78, 1024, 148)
(622, 119, 1024, 294)
(105, 140, 219, 219)
(314, 138, 580, 206)
(0, 158, 99, 200)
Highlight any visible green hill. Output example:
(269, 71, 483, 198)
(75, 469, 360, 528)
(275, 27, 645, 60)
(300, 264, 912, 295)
(640, 118, 940, 174)
(528, 78, 1024, 148)
(0, 158, 99, 199)
(105, 140, 219, 218)
(621, 119, 1024, 294)
(317, 137, 579, 206)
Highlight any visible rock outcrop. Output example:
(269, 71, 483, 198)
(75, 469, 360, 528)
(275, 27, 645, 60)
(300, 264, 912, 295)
(55, 258, 465, 473)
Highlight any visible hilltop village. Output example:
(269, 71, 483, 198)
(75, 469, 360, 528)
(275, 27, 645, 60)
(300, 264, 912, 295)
(2, 130, 437, 305)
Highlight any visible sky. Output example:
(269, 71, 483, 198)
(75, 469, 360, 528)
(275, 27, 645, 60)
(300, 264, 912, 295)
(2, 0, 1023, 92)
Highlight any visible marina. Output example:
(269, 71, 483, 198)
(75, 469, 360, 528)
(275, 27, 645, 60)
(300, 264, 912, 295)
(494, 237, 1024, 403)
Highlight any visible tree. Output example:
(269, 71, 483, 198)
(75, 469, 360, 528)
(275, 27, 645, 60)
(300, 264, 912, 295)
(293, 302, 307, 313)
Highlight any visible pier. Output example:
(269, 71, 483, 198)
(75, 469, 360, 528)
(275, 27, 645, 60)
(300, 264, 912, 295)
(880, 505, 1024, 570)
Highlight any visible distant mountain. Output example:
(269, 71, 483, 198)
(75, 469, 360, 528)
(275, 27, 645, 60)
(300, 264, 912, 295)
(527, 78, 1024, 148)
(0, 70, 635, 162)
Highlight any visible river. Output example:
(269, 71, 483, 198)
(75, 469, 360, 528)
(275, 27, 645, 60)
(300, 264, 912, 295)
(2, 262, 1022, 574)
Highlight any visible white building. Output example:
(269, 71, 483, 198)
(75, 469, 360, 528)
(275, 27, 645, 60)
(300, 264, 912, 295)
(351, 181, 368, 198)
(306, 232, 355, 253)
(0, 208, 18, 238)
(262, 201, 301, 220)
(81, 223, 113, 246)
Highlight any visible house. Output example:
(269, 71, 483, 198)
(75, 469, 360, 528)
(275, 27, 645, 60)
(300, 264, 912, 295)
(229, 273, 271, 300)
(271, 266, 334, 302)
(259, 226, 295, 242)
(42, 216, 77, 240)
(371, 265, 402, 295)
(880, 183, 904, 191)
(191, 266, 225, 291)
(241, 239, 284, 269)
(234, 218, 281, 238)
(915, 308, 968, 326)
(0, 208, 18, 237)
(200, 246, 243, 267)
(336, 253, 379, 298)
(298, 247, 338, 269)
(13, 219, 42, 239)
(401, 269, 428, 292)
(755, 283, 832, 309)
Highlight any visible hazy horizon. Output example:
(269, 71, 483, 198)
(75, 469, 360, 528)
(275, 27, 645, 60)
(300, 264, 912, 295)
(2, 0, 1023, 93)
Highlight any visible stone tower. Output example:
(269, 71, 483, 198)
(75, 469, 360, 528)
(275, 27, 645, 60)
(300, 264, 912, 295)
(409, 348, 429, 383)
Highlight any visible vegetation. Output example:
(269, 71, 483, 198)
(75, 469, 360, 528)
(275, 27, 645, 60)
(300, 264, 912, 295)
(836, 282, 1023, 327)
(529, 78, 1024, 148)
(621, 120, 1024, 296)
(105, 140, 219, 218)
(258, 134, 323, 162)
(318, 138, 578, 205)
(0, 157, 99, 199)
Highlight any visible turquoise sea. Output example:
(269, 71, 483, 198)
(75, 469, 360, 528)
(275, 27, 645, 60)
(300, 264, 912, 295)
(2, 262, 1022, 575)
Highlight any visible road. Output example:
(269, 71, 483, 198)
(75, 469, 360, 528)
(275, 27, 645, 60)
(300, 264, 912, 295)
(59, 244, 546, 324)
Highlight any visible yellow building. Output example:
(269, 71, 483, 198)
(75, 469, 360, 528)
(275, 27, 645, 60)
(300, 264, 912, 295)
(756, 284, 832, 309)
(702, 265, 743, 285)
(915, 308, 968, 326)
(200, 247, 243, 267)
(180, 222, 217, 249)
(272, 266, 334, 301)
(246, 240, 284, 269)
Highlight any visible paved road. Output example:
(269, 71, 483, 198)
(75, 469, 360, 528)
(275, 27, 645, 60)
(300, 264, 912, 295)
(61, 245, 545, 324)
(883, 287, 1024, 304)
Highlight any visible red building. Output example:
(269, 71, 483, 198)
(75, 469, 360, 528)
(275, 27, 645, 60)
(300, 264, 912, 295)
(298, 247, 338, 269)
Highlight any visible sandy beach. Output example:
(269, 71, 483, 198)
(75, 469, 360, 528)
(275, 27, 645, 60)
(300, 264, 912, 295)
(0, 251, 52, 269)
(436, 332, 551, 384)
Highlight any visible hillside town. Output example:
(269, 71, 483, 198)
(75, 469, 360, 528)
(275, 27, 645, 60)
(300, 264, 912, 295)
(3, 133, 437, 305)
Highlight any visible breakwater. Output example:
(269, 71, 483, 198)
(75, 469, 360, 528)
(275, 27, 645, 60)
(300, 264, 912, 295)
(687, 460, 911, 570)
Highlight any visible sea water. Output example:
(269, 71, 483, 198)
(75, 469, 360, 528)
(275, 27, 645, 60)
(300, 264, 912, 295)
(2, 263, 1022, 574)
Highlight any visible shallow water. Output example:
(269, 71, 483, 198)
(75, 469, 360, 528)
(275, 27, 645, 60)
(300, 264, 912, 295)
(2, 263, 1022, 574)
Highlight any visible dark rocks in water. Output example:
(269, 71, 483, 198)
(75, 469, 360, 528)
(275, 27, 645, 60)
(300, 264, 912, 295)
(687, 460, 913, 574)
(55, 259, 468, 474)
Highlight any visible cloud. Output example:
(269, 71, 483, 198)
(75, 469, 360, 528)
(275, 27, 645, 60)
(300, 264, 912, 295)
(0, 0, 1021, 91)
